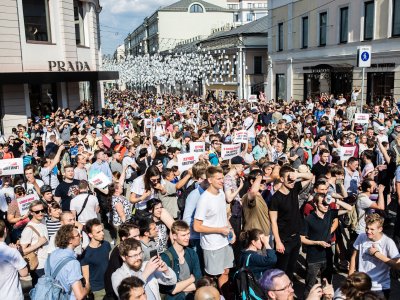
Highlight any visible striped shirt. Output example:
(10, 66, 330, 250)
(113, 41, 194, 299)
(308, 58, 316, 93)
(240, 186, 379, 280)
(45, 216, 61, 239)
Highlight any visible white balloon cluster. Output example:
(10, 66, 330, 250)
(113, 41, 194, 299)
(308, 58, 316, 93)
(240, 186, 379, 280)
(102, 50, 239, 88)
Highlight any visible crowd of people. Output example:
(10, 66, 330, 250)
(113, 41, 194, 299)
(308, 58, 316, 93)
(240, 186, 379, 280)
(1, 88, 400, 300)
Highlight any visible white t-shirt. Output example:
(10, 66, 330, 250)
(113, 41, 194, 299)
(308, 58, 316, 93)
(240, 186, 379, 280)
(74, 167, 88, 181)
(353, 233, 400, 291)
(20, 221, 49, 269)
(25, 180, 44, 200)
(130, 175, 156, 210)
(0, 241, 27, 300)
(356, 194, 373, 234)
(70, 193, 99, 224)
(194, 189, 229, 251)
(243, 117, 256, 138)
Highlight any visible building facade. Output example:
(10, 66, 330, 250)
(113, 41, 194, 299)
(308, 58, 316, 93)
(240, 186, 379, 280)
(266, 0, 400, 104)
(226, 0, 268, 25)
(0, 0, 118, 134)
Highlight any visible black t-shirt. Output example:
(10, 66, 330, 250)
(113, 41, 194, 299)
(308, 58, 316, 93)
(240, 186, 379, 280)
(277, 131, 288, 151)
(302, 209, 338, 263)
(54, 179, 80, 211)
(311, 161, 329, 179)
(269, 181, 304, 241)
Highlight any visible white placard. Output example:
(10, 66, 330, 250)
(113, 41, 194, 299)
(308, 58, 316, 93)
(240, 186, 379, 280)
(248, 94, 258, 102)
(340, 146, 356, 161)
(89, 172, 112, 189)
(193, 103, 199, 110)
(144, 119, 152, 129)
(221, 144, 241, 160)
(354, 113, 370, 124)
(156, 98, 163, 105)
(17, 194, 36, 216)
(0, 158, 24, 175)
(177, 107, 187, 114)
(190, 142, 205, 154)
(233, 130, 249, 144)
(177, 153, 196, 172)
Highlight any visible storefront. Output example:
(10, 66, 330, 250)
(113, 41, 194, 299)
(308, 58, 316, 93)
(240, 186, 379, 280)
(366, 64, 395, 104)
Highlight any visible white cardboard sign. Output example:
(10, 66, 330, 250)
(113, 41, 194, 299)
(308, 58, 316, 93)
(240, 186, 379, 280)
(340, 146, 356, 161)
(89, 172, 112, 189)
(248, 94, 258, 103)
(17, 194, 36, 216)
(221, 144, 241, 160)
(354, 113, 370, 124)
(190, 142, 205, 154)
(156, 98, 163, 105)
(233, 130, 249, 144)
(0, 158, 24, 175)
(177, 153, 196, 172)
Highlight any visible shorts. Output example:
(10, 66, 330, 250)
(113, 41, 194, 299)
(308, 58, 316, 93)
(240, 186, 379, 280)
(203, 244, 234, 275)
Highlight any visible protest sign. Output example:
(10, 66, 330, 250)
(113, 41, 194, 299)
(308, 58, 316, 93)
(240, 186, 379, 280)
(144, 119, 152, 129)
(221, 144, 241, 160)
(0, 158, 24, 176)
(156, 98, 163, 105)
(339, 147, 356, 161)
(233, 130, 249, 144)
(354, 113, 370, 124)
(190, 142, 205, 154)
(17, 195, 36, 216)
(89, 172, 112, 189)
(248, 95, 258, 103)
(193, 103, 199, 110)
(177, 153, 196, 172)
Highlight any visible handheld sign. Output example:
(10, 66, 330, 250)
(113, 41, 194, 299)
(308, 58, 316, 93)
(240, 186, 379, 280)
(340, 147, 356, 161)
(0, 158, 24, 176)
(89, 172, 112, 189)
(190, 142, 205, 154)
(177, 153, 196, 172)
(156, 98, 163, 105)
(248, 95, 258, 103)
(17, 195, 36, 216)
(193, 103, 199, 110)
(354, 113, 370, 124)
(221, 144, 241, 160)
(144, 119, 152, 129)
(233, 130, 249, 144)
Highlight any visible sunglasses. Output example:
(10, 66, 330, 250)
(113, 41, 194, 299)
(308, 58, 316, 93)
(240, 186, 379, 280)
(32, 209, 46, 214)
(150, 178, 160, 183)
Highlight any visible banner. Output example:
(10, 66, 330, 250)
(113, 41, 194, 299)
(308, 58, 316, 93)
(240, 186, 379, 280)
(339, 146, 356, 161)
(17, 195, 36, 216)
(221, 144, 241, 160)
(354, 113, 370, 124)
(144, 119, 152, 129)
(248, 95, 258, 103)
(89, 172, 112, 189)
(177, 153, 196, 172)
(233, 130, 249, 144)
(156, 98, 163, 105)
(0, 158, 24, 175)
(190, 142, 205, 154)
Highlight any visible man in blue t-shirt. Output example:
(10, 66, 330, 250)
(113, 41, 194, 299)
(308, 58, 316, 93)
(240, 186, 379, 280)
(80, 218, 111, 299)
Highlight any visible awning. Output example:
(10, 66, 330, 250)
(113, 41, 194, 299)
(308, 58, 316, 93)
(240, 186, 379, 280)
(0, 71, 119, 84)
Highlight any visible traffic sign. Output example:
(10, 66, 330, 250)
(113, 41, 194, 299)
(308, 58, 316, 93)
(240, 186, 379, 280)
(357, 46, 371, 67)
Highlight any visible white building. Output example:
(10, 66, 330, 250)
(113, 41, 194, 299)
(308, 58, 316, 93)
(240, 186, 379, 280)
(226, 0, 268, 25)
(266, 0, 400, 104)
(0, 0, 118, 134)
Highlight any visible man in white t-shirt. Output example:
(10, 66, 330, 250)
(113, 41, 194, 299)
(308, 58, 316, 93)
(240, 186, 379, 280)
(70, 180, 99, 225)
(24, 165, 44, 200)
(193, 166, 234, 298)
(0, 220, 28, 300)
(20, 200, 49, 287)
(350, 214, 399, 297)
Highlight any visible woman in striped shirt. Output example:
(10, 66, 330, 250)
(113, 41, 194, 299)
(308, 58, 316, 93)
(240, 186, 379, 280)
(45, 201, 62, 238)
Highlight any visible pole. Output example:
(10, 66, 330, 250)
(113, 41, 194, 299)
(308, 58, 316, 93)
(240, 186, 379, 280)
(360, 67, 365, 112)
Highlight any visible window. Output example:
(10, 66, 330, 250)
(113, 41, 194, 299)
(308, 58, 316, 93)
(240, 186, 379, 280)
(254, 56, 262, 74)
(228, 4, 239, 9)
(364, 1, 374, 40)
(278, 23, 283, 51)
(74, 0, 85, 45)
(302, 17, 308, 48)
(276, 74, 286, 100)
(22, 0, 51, 42)
(190, 4, 203, 13)
(319, 12, 327, 46)
(393, 0, 400, 36)
(248, 3, 254, 9)
(234, 14, 240, 22)
(247, 13, 254, 22)
(339, 7, 348, 43)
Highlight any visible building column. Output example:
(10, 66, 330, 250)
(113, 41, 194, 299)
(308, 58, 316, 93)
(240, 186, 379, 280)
(57, 82, 68, 108)
(266, 56, 273, 100)
(286, 58, 293, 101)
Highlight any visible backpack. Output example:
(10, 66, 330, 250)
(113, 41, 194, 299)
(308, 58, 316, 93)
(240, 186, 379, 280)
(29, 255, 75, 300)
(234, 254, 266, 300)
(177, 180, 197, 213)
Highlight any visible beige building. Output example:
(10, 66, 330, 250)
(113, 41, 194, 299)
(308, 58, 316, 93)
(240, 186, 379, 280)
(226, 0, 268, 25)
(0, 0, 117, 134)
(267, 0, 400, 104)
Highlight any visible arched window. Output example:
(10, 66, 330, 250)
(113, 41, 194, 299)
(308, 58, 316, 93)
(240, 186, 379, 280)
(190, 4, 204, 13)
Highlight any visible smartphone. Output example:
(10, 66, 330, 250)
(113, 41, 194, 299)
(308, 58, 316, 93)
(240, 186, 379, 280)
(150, 249, 158, 259)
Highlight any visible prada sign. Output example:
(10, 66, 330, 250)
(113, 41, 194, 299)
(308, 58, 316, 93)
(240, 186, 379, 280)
(48, 61, 91, 72)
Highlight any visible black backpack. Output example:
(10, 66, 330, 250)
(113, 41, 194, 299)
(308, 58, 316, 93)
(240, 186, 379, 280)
(234, 254, 266, 300)
(177, 180, 197, 213)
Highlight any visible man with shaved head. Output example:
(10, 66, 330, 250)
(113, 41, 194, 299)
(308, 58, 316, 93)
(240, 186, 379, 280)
(194, 286, 221, 300)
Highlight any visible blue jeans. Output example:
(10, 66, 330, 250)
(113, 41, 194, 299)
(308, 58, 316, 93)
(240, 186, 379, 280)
(189, 239, 204, 274)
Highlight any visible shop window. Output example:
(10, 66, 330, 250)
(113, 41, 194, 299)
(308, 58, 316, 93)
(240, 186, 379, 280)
(190, 4, 203, 13)
(74, 0, 85, 46)
(319, 12, 327, 46)
(22, 0, 51, 42)
(254, 56, 262, 74)
(393, 0, 400, 36)
(364, 1, 374, 40)
(278, 23, 283, 51)
(276, 74, 286, 100)
(340, 7, 349, 43)
(302, 17, 308, 48)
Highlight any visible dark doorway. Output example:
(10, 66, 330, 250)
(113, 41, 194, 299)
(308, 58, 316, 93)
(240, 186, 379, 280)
(29, 83, 58, 117)
(367, 72, 394, 104)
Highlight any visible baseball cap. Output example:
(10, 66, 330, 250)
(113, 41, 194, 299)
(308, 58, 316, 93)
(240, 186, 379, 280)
(231, 156, 249, 166)
(40, 185, 52, 194)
